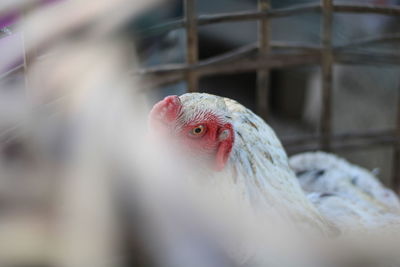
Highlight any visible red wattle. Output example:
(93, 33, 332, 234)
(214, 124, 234, 171)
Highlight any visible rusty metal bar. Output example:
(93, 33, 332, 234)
(283, 129, 395, 147)
(184, 0, 199, 92)
(198, 2, 320, 24)
(272, 42, 320, 51)
(320, 0, 333, 151)
(283, 130, 398, 154)
(286, 136, 397, 154)
(334, 51, 400, 65)
(333, 3, 400, 15)
(392, 86, 400, 192)
(200, 52, 319, 75)
(257, 0, 270, 120)
(335, 32, 400, 50)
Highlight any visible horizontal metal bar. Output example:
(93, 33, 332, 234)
(198, 42, 257, 67)
(334, 51, 400, 65)
(200, 52, 320, 75)
(333, 3, 400, 15)
(272, 42, 320, 51)
(198, 3, 320, 25)
(282, 129, 395, 146)
(335, 32, 400, 50)
(285, 131, 398, 154)
(138, 20, 185, 37)
(286, 139, 397, 154)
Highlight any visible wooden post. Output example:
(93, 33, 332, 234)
(184, 0, 199, 92)
(320, 0, 333, 151)
(256, 0, 270, 120)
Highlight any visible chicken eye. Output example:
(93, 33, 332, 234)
(190, 125, 206, 136)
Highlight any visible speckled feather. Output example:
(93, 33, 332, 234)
(290, 152, 400, 231)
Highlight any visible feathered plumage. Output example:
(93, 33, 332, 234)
(290, 152, 400, 231)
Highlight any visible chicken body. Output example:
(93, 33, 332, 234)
(290, 152, 400, 231)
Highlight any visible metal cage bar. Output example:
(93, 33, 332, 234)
(184, 0, 199, 92)
(393, 86, 400, 192)
(256, 0, 271, 120)
(320, 0, 333, 151)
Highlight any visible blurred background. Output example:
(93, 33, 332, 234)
(2, 0, 400, 266)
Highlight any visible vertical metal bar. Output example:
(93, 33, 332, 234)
(392, 87, 400, 192)
(256, 0, 270, 120)
(320, 0, 333, 151)
(184, 0, 199, 92)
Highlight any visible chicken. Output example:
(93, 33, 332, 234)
(149, 93, 400, 235)
(149, 92, 333, 235)
(148, 92, 400, 267)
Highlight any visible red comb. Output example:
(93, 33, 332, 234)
(149, 95, 182, 129)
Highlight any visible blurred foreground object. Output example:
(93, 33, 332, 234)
(0, 0, 159, 267)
